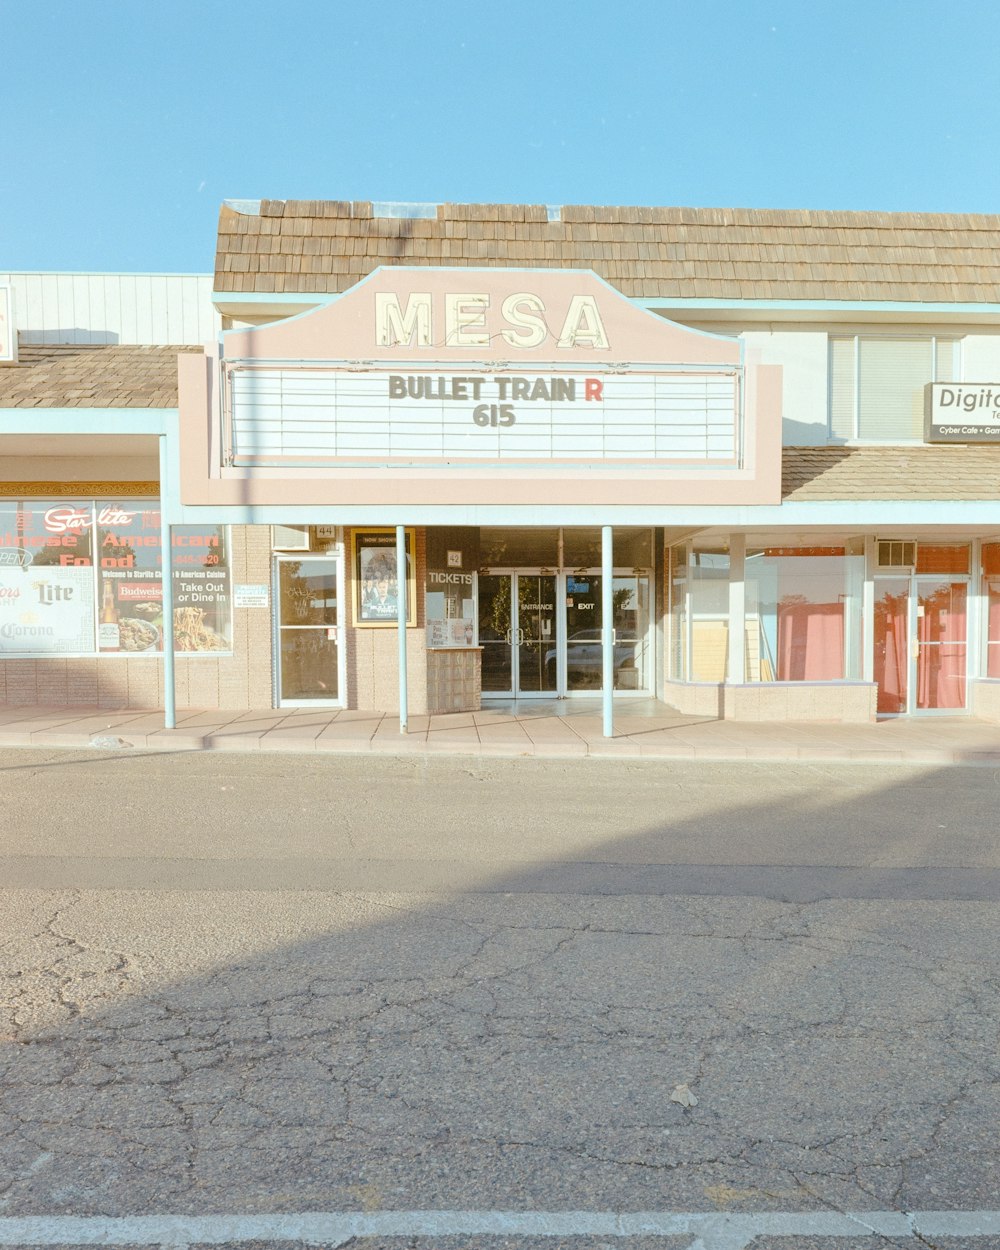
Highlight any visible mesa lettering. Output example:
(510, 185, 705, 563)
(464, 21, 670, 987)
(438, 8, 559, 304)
(374, 292, 610, 351)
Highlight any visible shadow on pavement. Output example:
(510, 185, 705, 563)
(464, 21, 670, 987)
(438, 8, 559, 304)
(1, 752, 998, 1233)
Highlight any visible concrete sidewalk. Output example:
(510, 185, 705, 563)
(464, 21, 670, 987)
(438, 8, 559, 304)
(2, 698, 1000, 763)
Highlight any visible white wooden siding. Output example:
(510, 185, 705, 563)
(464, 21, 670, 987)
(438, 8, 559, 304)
(0, 273, 219, 345)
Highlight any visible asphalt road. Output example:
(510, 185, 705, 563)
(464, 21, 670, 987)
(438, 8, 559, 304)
(1, 749, 999, 1249)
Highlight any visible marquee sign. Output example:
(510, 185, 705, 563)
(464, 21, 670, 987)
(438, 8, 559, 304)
(222, 268, 743, 469)
(926, 382, 1000, 442)
(229, 367, 739, 464)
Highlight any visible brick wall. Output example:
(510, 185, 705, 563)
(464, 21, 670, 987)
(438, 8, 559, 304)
(343, 527, 428, 716)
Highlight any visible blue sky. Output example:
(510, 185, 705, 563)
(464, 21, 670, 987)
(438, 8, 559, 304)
(5, 0, 1000, 272)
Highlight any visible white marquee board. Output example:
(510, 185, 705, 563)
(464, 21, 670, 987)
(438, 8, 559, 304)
(228, 367, 740, 464)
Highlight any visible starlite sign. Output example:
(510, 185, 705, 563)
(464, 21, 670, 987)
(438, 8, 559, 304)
(925, 382, 1000, 442)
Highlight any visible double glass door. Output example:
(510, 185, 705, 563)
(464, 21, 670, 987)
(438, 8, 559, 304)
(480, 573, 557, 696)
(873, 576, 968, 714)
(479, 571, 650, 697)
(275, 555, 343, 705)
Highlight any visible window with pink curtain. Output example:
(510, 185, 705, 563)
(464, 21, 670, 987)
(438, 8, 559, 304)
(745, 548, 847, 682)
(982, 544, 1000, 678)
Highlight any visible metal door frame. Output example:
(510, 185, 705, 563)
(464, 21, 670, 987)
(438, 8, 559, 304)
(272, 551, 346, 708)
(480, 567, 653, 699)
(910, 572, 970, 716)
(561, 567, 653, 698)
(874, 573, 970, 716)
(479, 569, 559, 700)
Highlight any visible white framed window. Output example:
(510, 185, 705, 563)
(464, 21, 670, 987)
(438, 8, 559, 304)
(829, 335, 959, 442)
(271, 524, 310, 550)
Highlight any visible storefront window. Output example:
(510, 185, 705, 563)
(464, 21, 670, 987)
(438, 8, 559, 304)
(668, 544, 731, 682)
(688, 547, 730, 681)
(0, 501, 96, 653)
(0, 501, 231, 656)
(562, 528, 603, 568)
(614, 527, 653, 569)
(745, 547, 849, 681)
(670, 538, 864, 685)
(424, 527, 476, 647)
(917, 544, 970, 575)
(982, 543, 1000, 678)
(668, 545, 687, 680)
(480, 527, 558, 567)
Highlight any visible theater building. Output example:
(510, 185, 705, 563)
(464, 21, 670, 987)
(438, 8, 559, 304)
(4, 201, 1000, 725)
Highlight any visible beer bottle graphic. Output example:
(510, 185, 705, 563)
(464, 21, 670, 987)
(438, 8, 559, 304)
(99, 579, 120, 651)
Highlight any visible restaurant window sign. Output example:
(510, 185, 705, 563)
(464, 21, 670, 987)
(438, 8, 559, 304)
(0, 501, 232, 655)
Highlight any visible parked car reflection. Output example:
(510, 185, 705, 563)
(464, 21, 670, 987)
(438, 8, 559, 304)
(545, 628, 640, 688)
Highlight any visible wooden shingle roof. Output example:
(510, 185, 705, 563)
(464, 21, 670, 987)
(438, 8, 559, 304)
(214, 201, 1000, 302)
(783, 446, 1000, 500)
(0, 344, 202, 408)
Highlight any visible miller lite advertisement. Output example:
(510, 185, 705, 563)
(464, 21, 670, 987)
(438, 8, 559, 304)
(0, 567, 95, 654)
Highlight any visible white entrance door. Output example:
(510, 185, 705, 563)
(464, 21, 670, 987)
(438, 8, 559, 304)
(274, 554, 344, 706)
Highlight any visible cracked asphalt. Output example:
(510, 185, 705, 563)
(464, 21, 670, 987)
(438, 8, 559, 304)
(1, 749, 999, 1248)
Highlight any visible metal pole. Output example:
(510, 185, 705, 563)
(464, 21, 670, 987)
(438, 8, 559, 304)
(602, 524, 614, 738)
(396, 525, 408, 733)
(158, 435, 176, 730)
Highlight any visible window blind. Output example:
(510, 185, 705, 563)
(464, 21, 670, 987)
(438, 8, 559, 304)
(829, 336, 957, 441)
(858, 338, 931, 440)
(829, 337, 856, 439)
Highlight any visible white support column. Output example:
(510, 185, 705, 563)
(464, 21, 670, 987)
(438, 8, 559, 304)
(862, 536, 876, 682)
(602, 525, 614, 738)
(158, 435, 177, 730)
(397, 525, 408, 733)
(727, 534, 746, 685)
(969, 537, 981, 707)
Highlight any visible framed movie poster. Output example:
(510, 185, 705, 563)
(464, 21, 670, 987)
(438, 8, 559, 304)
(352, 528, 416, 627)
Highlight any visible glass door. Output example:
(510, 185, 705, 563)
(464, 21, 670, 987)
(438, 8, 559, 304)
(275, 555, 342, 705)
(564, 573, 651, 694)
(915, 576, 967, 711)
(873, 575, 968, 715)
(874, 578, 909, 715)
(516, 574, 557, 694)
(479, 572, 557, 697)
(479, 573, 515, 695)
